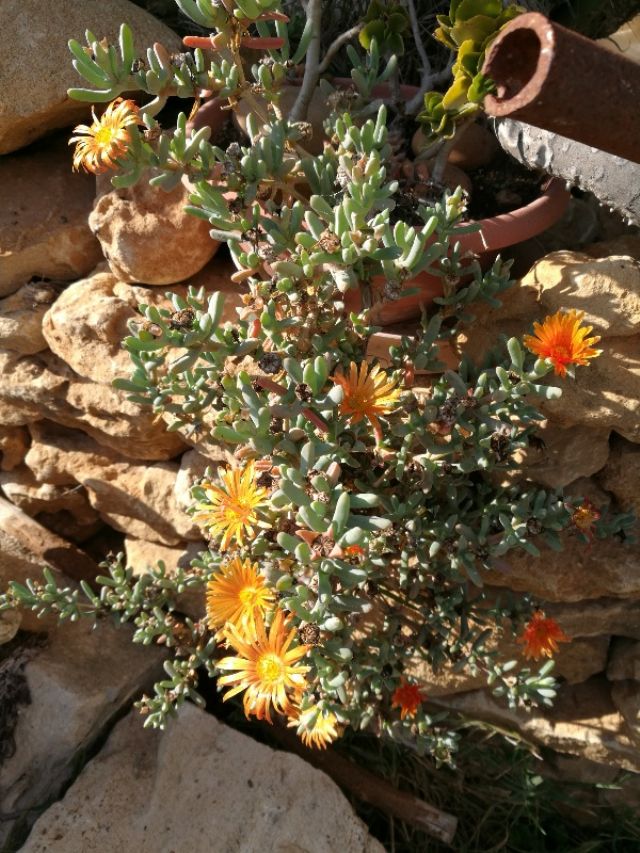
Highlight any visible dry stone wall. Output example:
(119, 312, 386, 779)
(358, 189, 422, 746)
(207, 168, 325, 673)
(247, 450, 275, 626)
(1, 0, 640, 840)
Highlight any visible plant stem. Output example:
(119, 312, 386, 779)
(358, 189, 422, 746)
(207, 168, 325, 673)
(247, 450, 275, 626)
(430, 116, 473, 187)
(290, 0, 323, 122)
(317, 23, 364, 74)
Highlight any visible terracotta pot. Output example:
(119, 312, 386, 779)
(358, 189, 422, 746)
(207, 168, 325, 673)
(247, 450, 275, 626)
(345, 175, 570, 326)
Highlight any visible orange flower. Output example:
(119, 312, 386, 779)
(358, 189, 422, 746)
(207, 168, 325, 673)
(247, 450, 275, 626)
(217, 609, 310, 723)
(193, 462, 268, 550)
(391, 680, 424, 720)
(517, 610, 570, 660)
(344, 544, 365, 558)
(332, 362, 401, 435)
(69, 98, 142, 174)
(571, 499, 601, 541)
(206, 557, 275, 640)
(523, 310, 601, 377)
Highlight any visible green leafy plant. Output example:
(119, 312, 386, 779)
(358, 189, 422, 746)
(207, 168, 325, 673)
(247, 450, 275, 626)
(420, 0, 524, 139)
(1, 0, 633, 760)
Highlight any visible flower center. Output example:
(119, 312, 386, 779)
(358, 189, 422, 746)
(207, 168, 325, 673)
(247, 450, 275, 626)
(238, 586, 259, 606)
(345, 389, 373, 414)
(94, 126, 116, 147)
(548, 344, 573, 364)
(256, 652, 285, 686)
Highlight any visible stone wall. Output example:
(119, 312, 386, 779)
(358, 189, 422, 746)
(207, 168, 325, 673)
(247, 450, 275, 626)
(1, 0, 640, 840)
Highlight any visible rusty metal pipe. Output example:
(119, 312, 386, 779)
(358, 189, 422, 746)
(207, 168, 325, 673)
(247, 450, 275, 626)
(482, 12, 640, 164)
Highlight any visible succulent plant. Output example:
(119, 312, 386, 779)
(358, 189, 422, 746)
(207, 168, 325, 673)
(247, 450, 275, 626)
(358, 0, 409, 56)
(1, 0, 633, 759)
(419, 0, 524, 139)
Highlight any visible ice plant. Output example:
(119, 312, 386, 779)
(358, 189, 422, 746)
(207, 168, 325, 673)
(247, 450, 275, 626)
(391, 680, 425, 720)
(217, 609, 310, 724)
(193, 463, 268, 550)
(206, 557, 274, 639)
(570, 499, 601, 543)
(332, 362, 401, 437)
(2, 0, 635, 764)
(69, 97, 141, 174)
(289, 705, 340, 750)
(523, 310, 602, 377)
(517, 611, 570, 661)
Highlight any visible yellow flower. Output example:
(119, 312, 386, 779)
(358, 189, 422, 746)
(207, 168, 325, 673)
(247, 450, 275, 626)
(206, 557, 275, 639)
(217, 609, 310, 723)
(193, 462, 268, 550)
(69, 98, 142, 174)
(288, 704, 340, 749)
(331, 362, 401, 433)
(523, 310, 602, 377)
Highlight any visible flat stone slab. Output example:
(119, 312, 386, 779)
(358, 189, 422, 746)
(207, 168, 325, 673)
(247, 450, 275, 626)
(22, 703, 384, 853)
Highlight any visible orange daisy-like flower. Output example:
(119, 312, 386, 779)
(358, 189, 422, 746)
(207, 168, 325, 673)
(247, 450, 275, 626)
(288, 704, 340, 749)
(217, 609, 310, 723)
(332, 362, 401, 435)
(206, 557, 275, 640)
(193, 462, 268, 550)
(69, 98, 142, 174)
(391, 680, 425, 720)
(517, 610, 570, 660)
(522, 310, 602, 378)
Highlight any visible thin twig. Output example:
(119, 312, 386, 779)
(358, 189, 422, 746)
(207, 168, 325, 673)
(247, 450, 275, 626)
(265, 722, 459, 845)
(404, 0, 432, 82)
(318, 23, 364, 74)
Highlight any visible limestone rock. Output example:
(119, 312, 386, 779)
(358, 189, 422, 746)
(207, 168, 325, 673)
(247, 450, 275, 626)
(0, 609, 21, 645)
(125, 537, 207, 620)
(0, 350, 186, 460)
(85, 461, 200, 546)
(611, 681, 640, 741)
(0, 136, 101, 296)
(0, 0, 181, 154)
(21, 703, 383, 853)
(432, 676, 640, 772)
(520, 252, 640, 338)
(484, 534, 640, 602)
(408, 635, 609, 696)
(42, 267, 151, 385)
(90, 178, 219, 285)
(500, 422, 610, 489)
(0, 496, 99, 585)
(596, 436, 640, 516)
(0, 498, 99, 633)
(544, 597, 640, 641)
(586, 235, 640, 260)
(0, 465, 99, 527)
(0, 281, 60, 353)
(42, 257, 244, 384)
(541, 335, 640, 443)
(0, 621, 164, 850)
(25, 422, 120, 486)
(23, 422, 198, 545)
(607, 639, 640, 681)
(0, 425, 29, 471)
